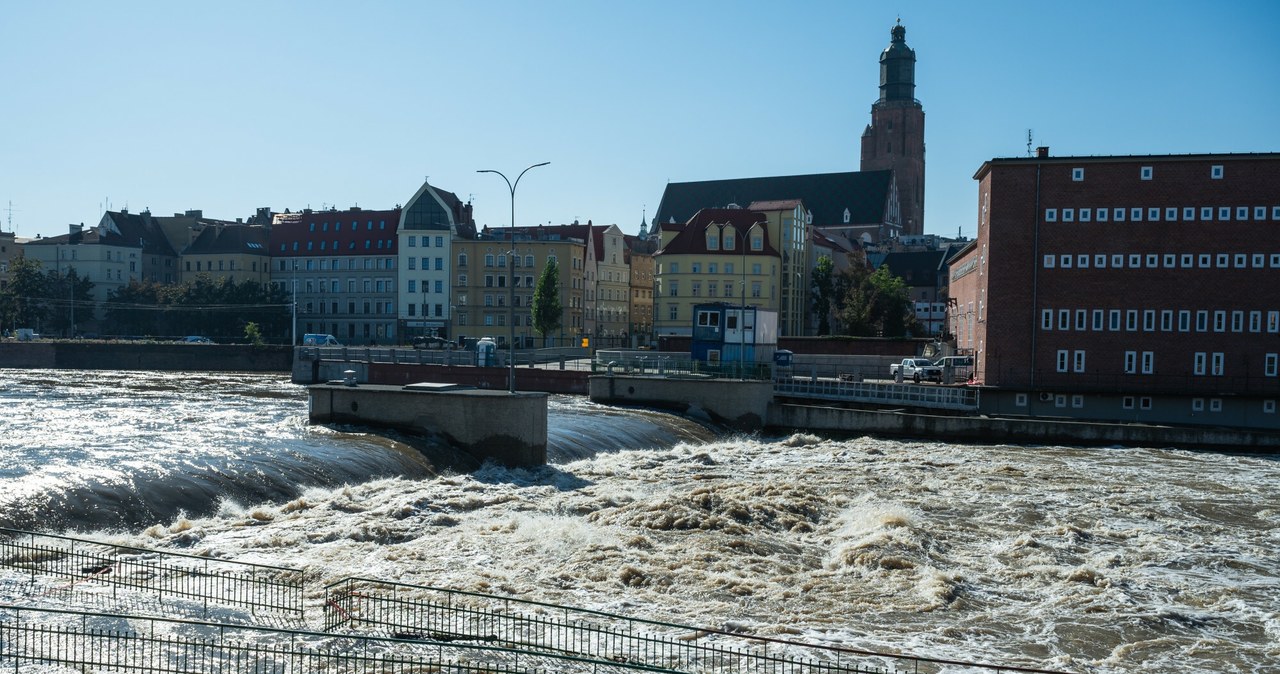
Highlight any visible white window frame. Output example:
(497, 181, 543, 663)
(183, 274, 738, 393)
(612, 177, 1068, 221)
(1109, 310, 1121, 331)
(1250, 311, 1262, 332)
(1193, 352, 1207, 375)
(1140, 397, 1153, 411)
(1126, 310, 1138, 331)
(1253, 254, 1265, 268)
(1141, 166, 1153, 180)
(1210, 399, 1222, 413)
(1114, 208, 1126, 222)
(1264, 353, 1278, 377)
(1165, 207, 1177, 221)
(1192, 398, 1204, 412)
(1045, 208, 1058, 222)
(1080, 208, 1092, 222)
(1231, 311, 1244, 332)
(1061, 254, 1072, 268)
(1073, 350, 1086, 373)
(1255, 206, 1267, 220)
(1148, 208, 1161, 221)
(1043, 254, 1056, 268)
(1072, 167, 1084, 181)
(1131, 208, 1143, 222)
(1183, 207, 1195, 221)
(1201, 206, 1213, 220)
(1163, 254, 1176, 268)
(1214, 310, 1226, 332)
(1122, 396, 1135, 410)
(1056, 350, 1069, 373)
(1076, 309, 1088, 331)
(1063, 208, 1075, 222)
(1097, 208, 1109, 222)
(1219, 206, 1231, 220)
(1095, 254, 1107, 268)
(1211, 165, 1223, 179)
(1180, 254, 1193, 268)
(1071, 394, 1084, 409)
(1266, 400, 1277, 414)
(1130, 254, 1142, 268)
(1112, 254, 1125, 268)
(1058, 309, 1071, 330)
(1237, 206, 1249, 220)
(1178, 310, 1190, 332)
(1042, 309, 1054, 330)
(1141, 351, 1154, 374)
(1077, 255, 1089, 268)
(1092, 309, 1104, 331)
(1124, 351, 1137, 374)
(1211, 352, 1225, 376)
(1160, 310, 1173, 331)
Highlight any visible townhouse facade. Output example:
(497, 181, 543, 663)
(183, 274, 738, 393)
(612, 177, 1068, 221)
(396, 181, 476, 342)
(625, 233, 656, 347)
(654, 208, 778, 338)
(593, 224, 630, 345)
(948, 150, 1280, 428)
(268, 207, 401, 345)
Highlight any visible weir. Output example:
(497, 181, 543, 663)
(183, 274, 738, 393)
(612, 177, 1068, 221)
(307, 382, 548, 467)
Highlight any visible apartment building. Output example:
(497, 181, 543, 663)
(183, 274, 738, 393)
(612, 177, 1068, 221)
(396, 180, 476, 342)
(625, 234, 656, 347)
(268, 207, 401, 345)
(948, 150, 1280, 427)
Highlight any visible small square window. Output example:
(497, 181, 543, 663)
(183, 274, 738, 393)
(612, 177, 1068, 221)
(1183, 207, 1195, 221)
(1097, 208, 1108, 222)
(1122, 396, 1135, 410)
(1217, 253, 1229, 268)
(1210, 399, 1222, 412)
(1165, 208, 1177, 221)
(1131, 208, 1143, 221)
(1163, 254, 1176, 268)
(1180, 254, 1193, 267)
(1146, 254, 1159, 268)
(1236, 206, 1249, 220)
(1078, 255, 1089, 268)
(1219, 207, 1231, 220)
(1072, 167, 1084, 181)
(1254, 206, 1266, 220)
(1043, 255, 1056, 268)
(1234, 254, 1247, 268)
(1015, 393, 1028, 407)
(1201, 207, 1214, 220)
(1129, 254, 1142, 268)
(1211, 165, 1224, 179)
(1199, 253, 1211, 268)
(1192, 398, 1204, 412)
(1045, 208, 1058, 222)
(1095, 254, 1107, 268)
(1114, 208, 1126, 222)
(1061, 255, 1072, 268)
(1265, 400, 1276, 414)
(1071, 394, 1084, 409)
(1063, 209, 1075, 222)
(1140, 397, 1153, 410)
(1055, 394, 1067, 408)
(1256, 254, 1268, 268)
(1112, 254, 1125, 268)
(1272, 254, 1280, 268)
(1141, 166, 1153, 180)
(1273, 206, 1280, 220)
(1148, 208, 1161, 221)
(1080, 208, 1092, 222)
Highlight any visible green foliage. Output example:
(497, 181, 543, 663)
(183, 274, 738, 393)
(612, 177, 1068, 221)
(0, 258, 95, 336)
(531, 257, 562, 340)
(812, 256, 834, 335)
(104, 274, 290, 341)
(244, 321, 264, 347)
(833, 264, 920, 338)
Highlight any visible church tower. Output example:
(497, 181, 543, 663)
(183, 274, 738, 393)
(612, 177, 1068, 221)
(860, 20, 925, 236)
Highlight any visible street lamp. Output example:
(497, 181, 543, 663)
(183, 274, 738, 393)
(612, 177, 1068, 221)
(477, 161, 550, 394)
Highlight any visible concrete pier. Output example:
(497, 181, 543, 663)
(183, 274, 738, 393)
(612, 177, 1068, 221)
(308, 382, 548, 467)
(589, 374, 773, 431)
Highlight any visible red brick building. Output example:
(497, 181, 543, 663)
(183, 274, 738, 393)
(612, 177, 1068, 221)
(949, 151, 1279, 428)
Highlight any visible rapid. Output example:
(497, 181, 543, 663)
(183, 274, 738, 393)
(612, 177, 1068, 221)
(0, 369, 1276, 672)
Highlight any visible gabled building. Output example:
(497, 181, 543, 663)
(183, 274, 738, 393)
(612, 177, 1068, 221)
(653, 170, 901, 245)
(747, 199, 811, 337)
(593, 224, 630, 346)
(625, 233, 657, 347)
(396, 181, 475, 342)
(655, 208, 777, 338)
(180, 223, 271, 285)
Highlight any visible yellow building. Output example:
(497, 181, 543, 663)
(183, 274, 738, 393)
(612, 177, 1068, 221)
(179, 223, 272, 285)
(747, 199, 811, 337)
(453, 227, 588, 348)
(654, 208, 779, 338)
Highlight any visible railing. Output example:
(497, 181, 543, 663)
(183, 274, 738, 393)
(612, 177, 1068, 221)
(0, 605, 684, 674)
(773, 377, 980, 411)
(0, 528, 306, 628)
(323, 578, 1062, 674)
(593, 352, 775, 381)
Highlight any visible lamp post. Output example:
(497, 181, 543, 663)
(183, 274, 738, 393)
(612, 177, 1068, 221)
(478, 161, 550, 394)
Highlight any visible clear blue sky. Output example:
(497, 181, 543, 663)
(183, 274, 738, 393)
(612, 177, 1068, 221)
(3, 1, 1278, 241)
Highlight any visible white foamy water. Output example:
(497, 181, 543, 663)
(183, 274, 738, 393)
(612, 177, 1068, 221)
(2, 369, 1277, 672)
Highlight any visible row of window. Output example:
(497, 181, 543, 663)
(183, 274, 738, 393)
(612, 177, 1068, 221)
(296, 278, 397, 294)
(1045, 205, 1280, 223)
(307, 220, 388, 232)
(457, 253, 559, 268)
(405, 303, 446, 317)
(1053, 349, 1280, 377)
(666, 280, 762, 298)
(285, 239, 396, 252)
(405, 236, 444, 247)
(406, 257, 445, 271)
(1041, 308, 1280, 334)
(277, 258, 397, 272)
(1016, 391, 1276, 415)
(404, 280, 446, 294)
(303, 301, 395, 315)
(186, 260, 261, 272)
(1044, 252, 1280, 270)
(664, 261, 759, 275)
(303, 322, 393, 341)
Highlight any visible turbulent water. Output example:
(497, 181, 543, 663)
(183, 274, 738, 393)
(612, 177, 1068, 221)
(1, 369, 1276, 672)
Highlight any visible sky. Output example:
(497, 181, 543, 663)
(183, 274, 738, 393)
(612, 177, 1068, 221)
(2, 1, 1278, 242)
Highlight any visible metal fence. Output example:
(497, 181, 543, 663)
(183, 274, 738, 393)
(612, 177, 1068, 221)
(0, 528, 305, 628)
(323, 578, 1061, 674)
(773, 377, 980, 411)
(0, 605, 691, 674)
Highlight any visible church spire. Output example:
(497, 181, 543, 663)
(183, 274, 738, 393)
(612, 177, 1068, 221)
(878, 19, 916, 103)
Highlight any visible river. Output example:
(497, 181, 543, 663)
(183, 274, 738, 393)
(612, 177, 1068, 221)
(0, 369, 1276, 672)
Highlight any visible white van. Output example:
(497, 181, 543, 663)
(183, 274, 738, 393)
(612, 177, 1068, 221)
(302, 334, 341, 346)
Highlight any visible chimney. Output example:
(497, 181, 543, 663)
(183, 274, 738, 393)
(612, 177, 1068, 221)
(1036, 146, 1049, 158)
(70, 224, 83, 236)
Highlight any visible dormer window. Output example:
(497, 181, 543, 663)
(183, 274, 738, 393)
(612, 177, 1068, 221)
(723, 230, 735, 250)
(706, 229, 719, 250)
(843, 208, 851, 224)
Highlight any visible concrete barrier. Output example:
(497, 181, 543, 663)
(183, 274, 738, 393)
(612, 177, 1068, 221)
(308, 382, 548, 467)
(588, 374, 772, 431)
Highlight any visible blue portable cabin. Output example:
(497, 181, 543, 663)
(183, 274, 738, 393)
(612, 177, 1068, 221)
(690, 303, 778, 366)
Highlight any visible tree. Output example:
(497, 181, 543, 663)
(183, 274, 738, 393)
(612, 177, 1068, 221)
(0, 257, 50, 330)
(812, 256, 835, 335)
(531, 257, 562, 344)
(244, 321, 264, 346)
(838, 265, 918, 338)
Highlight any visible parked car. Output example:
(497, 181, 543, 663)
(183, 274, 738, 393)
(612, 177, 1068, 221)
(184, 336, 214, 344)
(889, 357, 943, 383)
(302, 334, 341, 346)
(412, 335, 456, 350)
(933, 355, 974, 381)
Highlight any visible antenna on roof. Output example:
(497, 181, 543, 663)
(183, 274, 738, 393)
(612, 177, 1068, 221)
(1026, 129, 1034, 157)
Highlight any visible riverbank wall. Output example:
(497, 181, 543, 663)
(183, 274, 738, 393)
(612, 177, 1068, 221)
(0, 341, 292, 372)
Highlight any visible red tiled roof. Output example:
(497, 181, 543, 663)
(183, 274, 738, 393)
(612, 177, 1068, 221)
(269, 208, 401, 257)
(656, 208, 779, 257)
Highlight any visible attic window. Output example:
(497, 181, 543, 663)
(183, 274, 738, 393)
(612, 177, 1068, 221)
(706, 229, 719, 250)
(843, 208, 851, 224)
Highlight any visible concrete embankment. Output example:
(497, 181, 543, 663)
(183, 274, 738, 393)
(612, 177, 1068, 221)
(769, 403, 1280, 451)
(0, 341, 291, 372)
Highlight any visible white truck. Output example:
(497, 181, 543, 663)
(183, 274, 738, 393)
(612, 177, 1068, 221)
(889, 357, 943, 383)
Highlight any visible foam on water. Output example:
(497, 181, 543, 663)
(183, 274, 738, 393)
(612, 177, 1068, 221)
(3, 369, 1278, 672)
